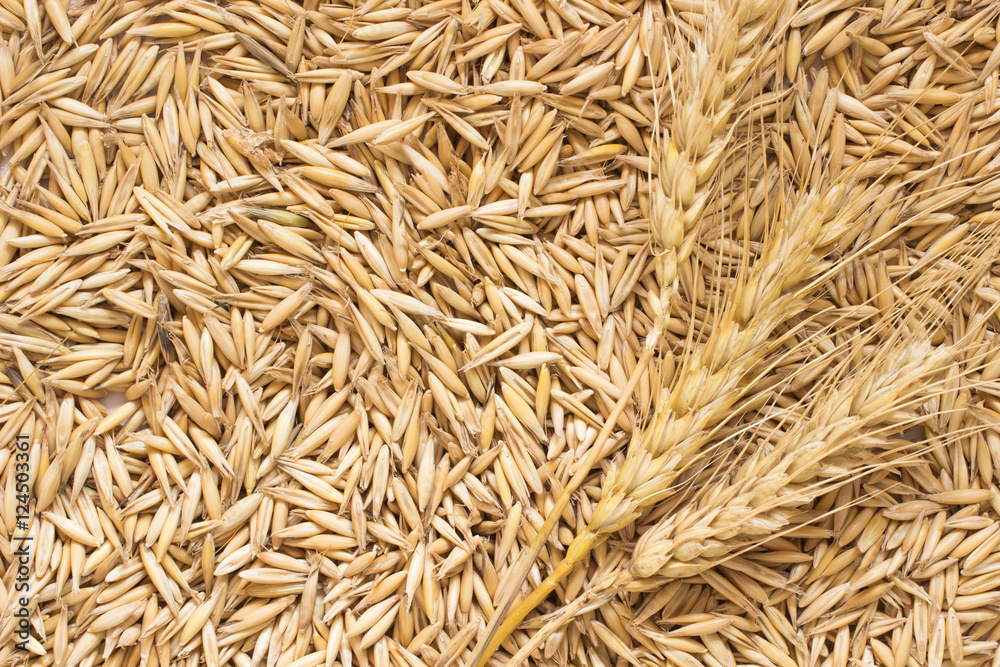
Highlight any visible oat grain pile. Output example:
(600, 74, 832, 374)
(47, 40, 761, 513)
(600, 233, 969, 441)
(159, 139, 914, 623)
(2, 0, 1000, 665)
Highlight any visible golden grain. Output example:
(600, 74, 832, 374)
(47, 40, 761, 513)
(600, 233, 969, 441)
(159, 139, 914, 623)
(2, 1, 1000, 667)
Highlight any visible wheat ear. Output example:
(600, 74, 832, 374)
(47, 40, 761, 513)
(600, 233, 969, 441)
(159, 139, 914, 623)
(492, 332, 976, 665)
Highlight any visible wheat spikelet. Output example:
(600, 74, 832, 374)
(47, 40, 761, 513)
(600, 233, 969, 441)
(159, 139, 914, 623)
(488, 326, 988, 663)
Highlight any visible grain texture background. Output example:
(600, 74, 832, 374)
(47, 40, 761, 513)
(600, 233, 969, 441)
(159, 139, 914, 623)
(1, 0, 1000, 666)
